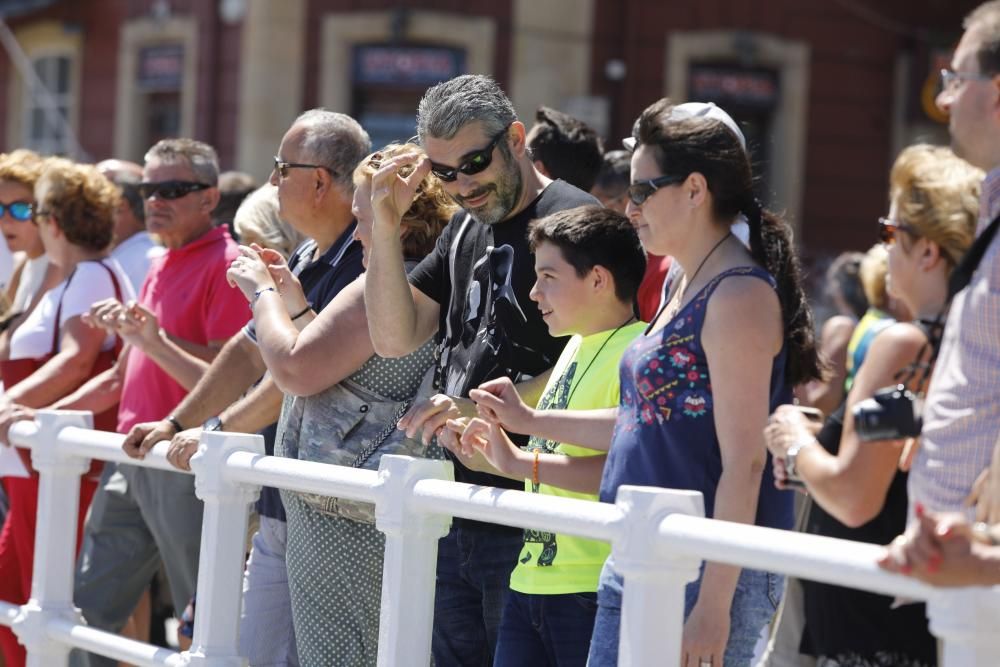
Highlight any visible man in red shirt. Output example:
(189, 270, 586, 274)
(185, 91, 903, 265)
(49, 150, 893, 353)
(50, 139, 249, 667)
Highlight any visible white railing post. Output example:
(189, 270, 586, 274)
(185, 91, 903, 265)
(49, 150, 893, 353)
(612, 486, 705, 667)
(374, 454, 453, 667)
(11, 410, 94, 667)
(927, 587, 1000, 666)
(185, 431, 265, 667)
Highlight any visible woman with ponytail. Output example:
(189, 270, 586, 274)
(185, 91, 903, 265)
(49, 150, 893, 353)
(585, 99, 822, 666)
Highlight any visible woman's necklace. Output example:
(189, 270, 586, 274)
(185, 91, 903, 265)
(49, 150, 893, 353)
(565, 314, 636, 406)
(646, 232, 732, 334)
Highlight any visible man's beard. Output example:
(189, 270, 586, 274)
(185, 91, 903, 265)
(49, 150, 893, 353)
(454, 150, 523, 226)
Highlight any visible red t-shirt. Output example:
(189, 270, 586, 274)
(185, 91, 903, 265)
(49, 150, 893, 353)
(637, 253, 672, 322)
(117, 226, 248, 433)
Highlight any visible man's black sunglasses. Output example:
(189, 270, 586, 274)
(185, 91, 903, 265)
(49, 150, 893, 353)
(273, 156, 336, 179)
(429, 123, 513, 183)
(627, 174, 687, 206)
(137, 180, 213, 201)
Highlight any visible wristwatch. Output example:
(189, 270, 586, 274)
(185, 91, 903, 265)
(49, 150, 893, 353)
(202, 416, 224, 432)
(784, 438, 814, 481)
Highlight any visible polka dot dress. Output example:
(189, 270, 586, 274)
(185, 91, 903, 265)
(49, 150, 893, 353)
(278, 341, 439, 666)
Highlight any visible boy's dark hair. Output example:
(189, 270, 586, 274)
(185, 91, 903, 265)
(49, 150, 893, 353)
(527, 106, 603, 191)
(528, 205, 646, 308)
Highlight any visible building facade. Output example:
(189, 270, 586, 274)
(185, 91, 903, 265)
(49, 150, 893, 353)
(0, 0, 977, 258)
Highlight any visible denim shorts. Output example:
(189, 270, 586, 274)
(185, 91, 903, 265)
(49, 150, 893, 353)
(587, 558, 782, 666)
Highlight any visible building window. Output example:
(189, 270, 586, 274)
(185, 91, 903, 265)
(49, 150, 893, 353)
(23, 53, 73, 155)
(688, 63, 780, 201)
(136, 44, 184, 149)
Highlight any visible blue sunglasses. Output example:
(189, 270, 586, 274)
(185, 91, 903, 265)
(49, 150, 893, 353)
(0, 201, 33, 222)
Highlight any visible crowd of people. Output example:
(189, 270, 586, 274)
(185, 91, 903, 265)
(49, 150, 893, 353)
(0, 3, 998, 667)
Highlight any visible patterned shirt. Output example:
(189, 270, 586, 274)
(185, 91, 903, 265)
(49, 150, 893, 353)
(908, 167, 1000, 517)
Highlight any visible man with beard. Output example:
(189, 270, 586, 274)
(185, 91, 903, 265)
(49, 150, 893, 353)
(365, 74, 598, 666)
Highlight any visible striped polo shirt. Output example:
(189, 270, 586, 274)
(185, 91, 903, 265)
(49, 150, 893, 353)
(908, 167, 1000, 519)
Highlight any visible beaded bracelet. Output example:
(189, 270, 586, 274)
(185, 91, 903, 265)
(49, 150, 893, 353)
(532, 450, 540, 487)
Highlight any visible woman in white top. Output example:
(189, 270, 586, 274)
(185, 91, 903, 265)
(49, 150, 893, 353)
(0, 157, 131, 667)
(0, 150, 64, 361)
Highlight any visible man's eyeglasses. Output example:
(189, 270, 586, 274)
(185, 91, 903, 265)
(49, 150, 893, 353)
(137, 181, 212, 201)
(940, 68, 995, 92)
(627, 174, 687, 206)
(273, 156, 335, 180)
(429, 123, 512, 183)
(878, 216, 920, 245)
(0, 201, 34, 222)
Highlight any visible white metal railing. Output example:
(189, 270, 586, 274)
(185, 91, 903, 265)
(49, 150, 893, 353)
(4, 409, 1000, 666)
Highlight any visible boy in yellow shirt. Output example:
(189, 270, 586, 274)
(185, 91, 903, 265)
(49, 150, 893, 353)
(456, 204, 646, 666)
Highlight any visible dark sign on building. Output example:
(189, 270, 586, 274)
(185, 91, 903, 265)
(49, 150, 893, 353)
(353, 45, 465, 87)
(137, 44, 184, 92)
(688, 65, 779, 110)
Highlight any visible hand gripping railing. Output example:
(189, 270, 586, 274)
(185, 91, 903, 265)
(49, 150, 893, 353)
(3, 410, 1000, 666)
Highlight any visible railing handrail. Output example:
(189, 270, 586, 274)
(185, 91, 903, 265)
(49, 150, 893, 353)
(8, 415, 1000, 667)
(8, 419, 946, 603)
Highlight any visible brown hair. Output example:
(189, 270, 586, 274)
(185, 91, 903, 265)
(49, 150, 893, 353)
(353, 143, 458, 258)
(889, 144, 982, 268)
(35, 158, 118, 251)
(0, 149, 45, 190)
(633, 98, 821, 385)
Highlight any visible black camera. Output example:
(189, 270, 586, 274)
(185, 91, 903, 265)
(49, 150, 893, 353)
(852, 384, 923, 442)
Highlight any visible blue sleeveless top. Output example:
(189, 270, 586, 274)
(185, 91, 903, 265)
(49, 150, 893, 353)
(599, 266, 794, 530)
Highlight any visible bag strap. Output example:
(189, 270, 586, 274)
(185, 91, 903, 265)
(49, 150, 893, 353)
(350, 399, 412, 468)
(50, 260, 124, 356)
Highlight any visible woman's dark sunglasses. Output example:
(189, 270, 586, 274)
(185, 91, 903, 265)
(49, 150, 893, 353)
(429, 123, 513, 182)
(878, 216, 919, 245)
(137, 181, 212, 201)
(627, 174, 687, 206)
(0, 201, 34, 222)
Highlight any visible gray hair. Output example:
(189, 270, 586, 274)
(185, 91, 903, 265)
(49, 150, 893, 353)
(144, 138, 219, 185)
(293, 109, 371, 188)
(233, 183, 305, 259)
(416, 74, 517, 142)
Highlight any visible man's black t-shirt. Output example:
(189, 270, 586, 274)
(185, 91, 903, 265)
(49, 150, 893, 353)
(409, 179, 598, 495)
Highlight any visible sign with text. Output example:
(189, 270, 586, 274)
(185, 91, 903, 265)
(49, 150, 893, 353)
(353, 45, 465, 87)
(688, 65, 779, 110)
(137, 44, 184, 92)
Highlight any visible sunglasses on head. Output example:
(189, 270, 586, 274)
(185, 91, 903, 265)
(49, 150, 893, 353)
(0, 201, 34, 222)
(137, 180, 212, 201)
(627, 174, 687, 206)
(878, 217, 919, 245)
(429, 122, 513, 183)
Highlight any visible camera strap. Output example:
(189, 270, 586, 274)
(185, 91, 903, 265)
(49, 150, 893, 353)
(895, 214, 1000, 392)
(948, 213, 1000, 300)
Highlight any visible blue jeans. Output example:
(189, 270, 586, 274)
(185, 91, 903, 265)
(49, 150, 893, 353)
(432, 524, 523, 667)
(494, 590, 598, 667)
(587, 558, 782, 666)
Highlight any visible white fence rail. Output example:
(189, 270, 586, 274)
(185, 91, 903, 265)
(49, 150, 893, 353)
(2, 409, 1000, 666)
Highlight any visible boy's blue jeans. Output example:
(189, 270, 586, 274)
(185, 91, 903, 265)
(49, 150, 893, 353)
(587, 558, 782, 666)
(494, 590, 598, 667)
(432, 524, 523, 667)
